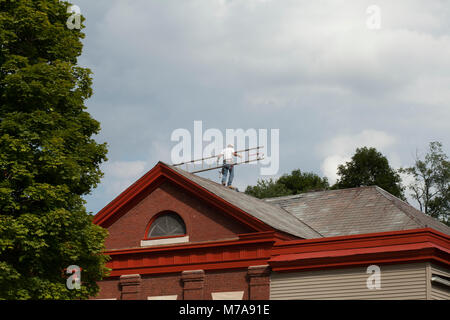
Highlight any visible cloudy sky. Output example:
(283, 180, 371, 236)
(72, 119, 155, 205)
(74, 0, 450, 214)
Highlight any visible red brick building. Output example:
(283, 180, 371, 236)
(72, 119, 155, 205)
(92, 162, 450, 300)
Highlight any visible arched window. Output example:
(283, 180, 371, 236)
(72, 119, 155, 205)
(147, 212, 186, 238)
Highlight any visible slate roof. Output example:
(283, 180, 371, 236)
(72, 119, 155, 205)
(165, 163, 322, 239)
(265, 186, 450, 237)
(165, 163, 450, 239)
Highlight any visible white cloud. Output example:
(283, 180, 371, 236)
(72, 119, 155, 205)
(104, 160, 147, 179)
(319, 130, 398, 184)
(102, 160, 148, 195)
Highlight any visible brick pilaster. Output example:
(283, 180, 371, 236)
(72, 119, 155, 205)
(119, 274, 142, 300)
(247, 265, 270, 300)
(181, 270, 205, 300)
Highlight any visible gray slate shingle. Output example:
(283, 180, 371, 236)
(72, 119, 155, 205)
(166, 163, 450, 238)
(166, 163, 321, 239)
(265, 186, 450, 237)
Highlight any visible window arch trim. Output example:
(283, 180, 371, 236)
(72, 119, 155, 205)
(143, 211, 187, 240)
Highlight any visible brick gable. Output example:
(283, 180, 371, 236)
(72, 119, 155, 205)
(105, 181, 254, 250)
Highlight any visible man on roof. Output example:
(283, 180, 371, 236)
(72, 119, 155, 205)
(217, 144, 241, 188)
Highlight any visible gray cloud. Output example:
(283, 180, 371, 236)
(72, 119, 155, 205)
(74, 0, 450, 214)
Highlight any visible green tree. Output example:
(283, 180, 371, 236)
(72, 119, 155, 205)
(277, 169, 329, 194)
(245, 169, 329, 199)
(334, 147, 404, 199)
(0, 0, 109, 299)
(245, 178, 292, 199)
(400, 142, 449, 225)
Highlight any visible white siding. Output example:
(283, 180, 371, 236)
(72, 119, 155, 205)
(271, 263, 427, 300)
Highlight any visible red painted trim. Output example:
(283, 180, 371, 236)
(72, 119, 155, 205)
(270, 255, 448, 273)
(108, 258, 269, 277)
(271, 228, 450, 257)
(142, 211, 187, 240)
(271, 243, 449, 262)
(106, 231, 276, 256)
(101, 228, 450, 277)
(105, 232, 276, 276)
(269, 228, 450, 272)
(273, 227, 450, 249)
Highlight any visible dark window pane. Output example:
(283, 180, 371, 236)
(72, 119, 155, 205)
(148, 213, 186, 238)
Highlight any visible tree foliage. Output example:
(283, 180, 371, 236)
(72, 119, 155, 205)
(0, 0, 109, 299)
(245, 178, 292, 199)
(334, 147, 404, 199)
(400, 142, 449, 225)
(245, 169, 329, 199)
(277, 169, 329, 194)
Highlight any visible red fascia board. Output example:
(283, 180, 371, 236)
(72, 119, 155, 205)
(272, 228, 450, 256)
(107, 258, 269, 277)
(269, 229, 450, 272)
(274, 227, 450, 246)
(270, 242, 449, 263)
(102, 229, 450, 277)
(270, 254, 447, 273)
(105, 232, 276, 256)
(104, 232, 275, 276)
(270, 247, 449, 273)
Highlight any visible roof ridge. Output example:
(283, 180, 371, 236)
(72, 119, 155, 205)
(178, 168, 324, 237)
(165, 163, 322, 238)
(277, 205, 324, 237)
(168, 163, 304, 207)
(264, 185, 378, 202)
(374, 186, 450, 232)
(374, 185, 426, 227)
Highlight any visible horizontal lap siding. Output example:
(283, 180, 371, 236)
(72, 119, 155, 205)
(431, 286, 449, 300)
(270, 263, 427, 300)
(430, 264, 450, 300)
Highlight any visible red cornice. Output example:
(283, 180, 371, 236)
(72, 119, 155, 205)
(104, 231, 276, 277)
(106, 231, 276, 256)
(269, 247, 448, 273)
(101, 228, 450, 278)
(93, 162, 275, 234)
(269, 228, 450, 272)
(272, 228, 449, 253)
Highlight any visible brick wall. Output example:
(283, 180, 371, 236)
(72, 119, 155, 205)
(93, 178, 272, 300)
(94, 266, 270, 300)
(105, 181, 253, 250)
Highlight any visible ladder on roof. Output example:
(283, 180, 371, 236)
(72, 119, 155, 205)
(172, 146, 265, 174)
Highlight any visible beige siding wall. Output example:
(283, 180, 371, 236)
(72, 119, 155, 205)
(271, 263, 428, 300)
(429, 263, 450, 300)
(431, 286, 449, 300)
